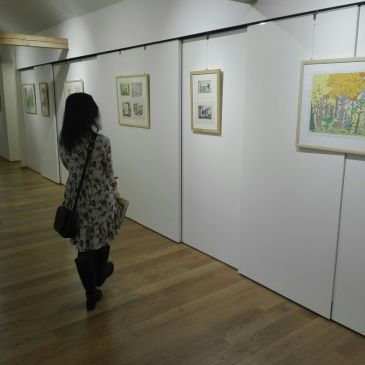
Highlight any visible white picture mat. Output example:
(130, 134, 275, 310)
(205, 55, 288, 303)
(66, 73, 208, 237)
(116, 74, 150, 128)
(63, 80, 84, 98)
(191, 72, 218, 131)
(298, 58, 365, 154)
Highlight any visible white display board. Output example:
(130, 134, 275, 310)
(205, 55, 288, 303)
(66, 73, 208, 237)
(330, 5, 365, 337)
(53, 42, 181, 242)
(238, 14, 349, 318)
(182, 30, 246, 268)
(20, 66, 59, 182)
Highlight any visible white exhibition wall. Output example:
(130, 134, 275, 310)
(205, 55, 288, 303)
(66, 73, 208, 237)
(331, 5, 365, 336)
(15, 2, 365, 335)
(182, 30, 246, 268)
(53, 41, 181, 242)
(237, 8, 356, 318)
(20, 66, 59, 182)
(0, 67, 9, 159)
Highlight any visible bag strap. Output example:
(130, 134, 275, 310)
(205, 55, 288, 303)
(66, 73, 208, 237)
(71, 133, 97, 215)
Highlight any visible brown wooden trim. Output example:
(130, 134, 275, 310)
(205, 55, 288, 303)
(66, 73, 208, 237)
(0, 33, 68, 49)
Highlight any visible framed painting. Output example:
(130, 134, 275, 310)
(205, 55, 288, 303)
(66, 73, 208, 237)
(190, 69, 222, 135)
(39, 82, 50, 117)
(64, 80, 84, 98)
(297, 57, 365, 155)
(116, 74, 150, 128)
(22, 83, 37, 114)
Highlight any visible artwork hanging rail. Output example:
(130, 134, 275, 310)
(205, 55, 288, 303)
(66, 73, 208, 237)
(297, 57, 365, 155)
(190, 69, 222, 135)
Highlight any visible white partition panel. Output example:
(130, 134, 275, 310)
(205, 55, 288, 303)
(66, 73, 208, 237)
(182, 30, 246, 268)
(313, 6, 358, 59)
(20, 66, 59, 182)
(356, 5, 365, 57)
(96, 42, 181, 242)
(54, 42, 181, 242)
(331, 5, 365, 337)
(0, 68, 9, 159)
(238, 16, 346, 318)
(332, 157, 365, 335)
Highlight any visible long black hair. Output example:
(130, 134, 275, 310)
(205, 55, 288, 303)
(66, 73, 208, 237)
(59, 92, 101, 152)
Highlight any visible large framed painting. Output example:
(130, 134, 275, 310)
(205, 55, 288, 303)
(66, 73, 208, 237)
(116, 74, 150, 128)
(39, 82, 50, 117)
(190, 69, 222, 135)
(297, 57, 365, 155)
(64, 80, 84, 98)
(22, 83, 37, 114)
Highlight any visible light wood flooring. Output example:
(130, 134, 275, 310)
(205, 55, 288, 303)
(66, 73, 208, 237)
(0, 157, 365, 365)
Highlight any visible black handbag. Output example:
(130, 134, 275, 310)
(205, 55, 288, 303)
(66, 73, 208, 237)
(54, 133, 97, 238)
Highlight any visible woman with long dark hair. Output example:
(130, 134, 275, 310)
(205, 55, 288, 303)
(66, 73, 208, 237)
(59, 93, 120, 310)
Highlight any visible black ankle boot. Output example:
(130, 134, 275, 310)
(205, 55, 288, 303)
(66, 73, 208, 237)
(75, 253, 103, 311)
(95, 245, 114, 287)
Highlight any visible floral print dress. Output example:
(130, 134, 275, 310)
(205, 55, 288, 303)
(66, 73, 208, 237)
(60, 133, 121, 252)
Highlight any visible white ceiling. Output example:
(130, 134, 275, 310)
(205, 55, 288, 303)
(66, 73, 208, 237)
(0, 0, 126, 34)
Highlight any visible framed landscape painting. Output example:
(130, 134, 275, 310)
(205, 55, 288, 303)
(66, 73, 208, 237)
(64, 80, 84, 98)
(39, 82, 50, 117)
(116, 74, 150, 128)
(22, 83, 37, 114)
(297, 57, 365, 155)
(190, 69, 222, 135)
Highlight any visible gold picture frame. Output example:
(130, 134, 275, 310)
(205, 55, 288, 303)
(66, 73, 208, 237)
(22, 83, 37, 115)
(39, 82, 50, 117)
(116, 74, 150, 129)
(190, 69, 222, 135)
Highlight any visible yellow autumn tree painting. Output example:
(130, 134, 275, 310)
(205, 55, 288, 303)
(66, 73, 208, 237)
(310, 72, 365, 136)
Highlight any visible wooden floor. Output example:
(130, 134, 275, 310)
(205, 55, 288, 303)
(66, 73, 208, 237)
(0, 158, 365, 365)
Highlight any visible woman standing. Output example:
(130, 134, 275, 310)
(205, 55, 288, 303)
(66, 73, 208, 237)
(59, 93, 121, 310)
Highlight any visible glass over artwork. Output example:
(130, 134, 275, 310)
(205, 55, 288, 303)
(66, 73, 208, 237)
(310, 72, 365, 136)
(297, 57, 365, 156)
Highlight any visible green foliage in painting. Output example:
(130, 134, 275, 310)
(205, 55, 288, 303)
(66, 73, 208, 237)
(310, 72, 365, 136)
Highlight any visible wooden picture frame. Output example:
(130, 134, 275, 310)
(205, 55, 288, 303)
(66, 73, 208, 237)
(22, 83, 37, 114)
(297, 57, 365, 155)
(116, 74, 150, 128)
(64, 80, 84, 99)
(39, 82, 50, 117)
(190, 69, 222, 135)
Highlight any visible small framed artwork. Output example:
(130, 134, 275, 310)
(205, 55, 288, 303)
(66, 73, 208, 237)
(64, 80, 84, 98)
(116, 74, 150, 128)
(190, 69, 222, 135)
(22, 83, 37, 114)
(39, 82, 50, 117)
(297, 57, 365, 155)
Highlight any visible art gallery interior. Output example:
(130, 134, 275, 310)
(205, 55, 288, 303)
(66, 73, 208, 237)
(1, 0, 365, 363)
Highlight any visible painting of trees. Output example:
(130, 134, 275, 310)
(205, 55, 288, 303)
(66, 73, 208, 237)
(310, 72, 365, 136)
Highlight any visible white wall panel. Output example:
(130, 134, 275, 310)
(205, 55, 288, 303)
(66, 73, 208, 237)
(332, 157, 365, 335)
(238, 16, 345, 318)
(330, 4, 365, 337)
(20, 66, 59, 182)
(355, 5, 365, 57)
(0, 67, 9, 159)
(182, 30, 246, 268)
(15, 0, 361, 69)
(313, 6, 358, 59)
(53, 42, 181, 242)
